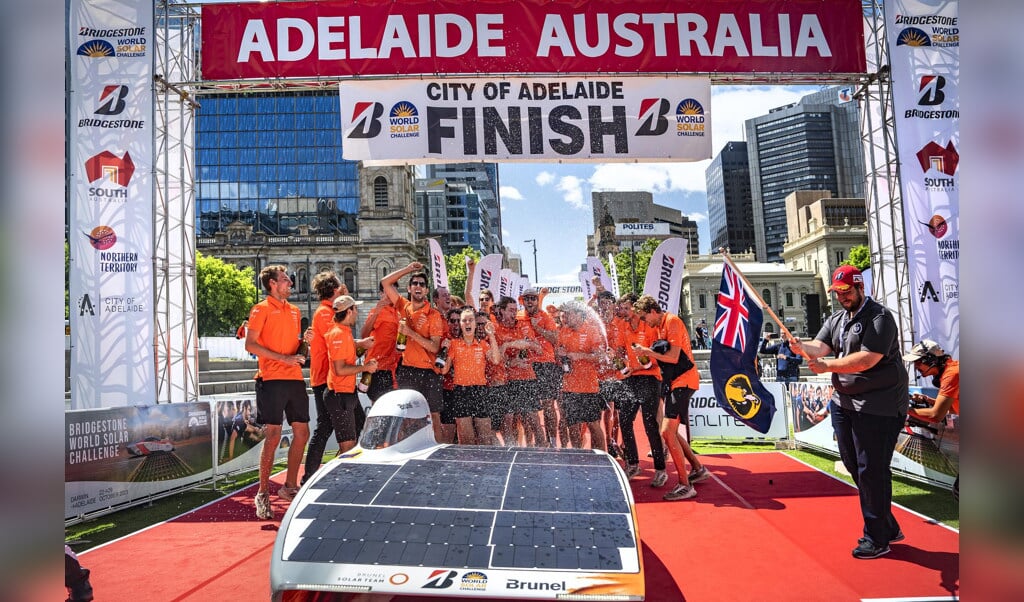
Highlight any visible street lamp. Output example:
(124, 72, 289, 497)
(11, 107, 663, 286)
(523, 239, 538, 283)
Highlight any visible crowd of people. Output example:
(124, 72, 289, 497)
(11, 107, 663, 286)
(238, 260, 956, 563)
(241, 261, 713, 520)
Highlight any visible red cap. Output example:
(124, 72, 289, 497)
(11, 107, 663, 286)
(828, 265, 863, 292)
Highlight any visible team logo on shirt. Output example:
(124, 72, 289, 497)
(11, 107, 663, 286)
(723, 374, 763, 419)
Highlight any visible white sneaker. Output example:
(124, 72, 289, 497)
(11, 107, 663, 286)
(663, 484, 697, 501)
(624, 464, 641, 479)
(255, 491, 273, 520)
(650, 470, 668, 488)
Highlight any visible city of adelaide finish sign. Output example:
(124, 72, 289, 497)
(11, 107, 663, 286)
(200, 0, 866, 80)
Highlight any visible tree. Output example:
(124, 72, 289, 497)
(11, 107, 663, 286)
(196, 252, 258, 337)
(843, 244, 871, 271)
(443, 247, 482, 300)
(603, 238, 662, 295)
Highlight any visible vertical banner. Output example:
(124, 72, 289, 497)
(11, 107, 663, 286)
(426, 238, 448, 291)
(513, 276, 530, 306)
(579, 271, 596, 301)
(607, 253, 621, 298)
(585, 257, 614, 294)
(471, 253, 503, 308)
(885, 0, 960, 357)
(642, 238, 688, 314)
(499, 268, 517, 299)
(69, 0, 155, 408)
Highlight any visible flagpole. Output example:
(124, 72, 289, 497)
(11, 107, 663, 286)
(717, 247, 806, 352)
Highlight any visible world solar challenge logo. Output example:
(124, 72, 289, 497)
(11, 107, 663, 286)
(76, 26, 148, 57)
(675, 99, 705, 137)
(894, 14, 958, 48)
(389, 102, 420, 139)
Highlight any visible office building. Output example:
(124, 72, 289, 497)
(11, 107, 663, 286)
(414, 177, 495, 255)
(705, 141, 755, 254)
(589, 191, 699, 256)
(745, 87, 864, 262)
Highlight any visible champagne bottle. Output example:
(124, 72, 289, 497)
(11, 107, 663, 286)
(296, 339, 309, 357)
(356, 346, 366, 358)
(612, 354, 628, 376)
(560, 355, 571, 373)
(632, 343, 652, 369)
(395, 319, 407, 351)
(434, 345, 448, 369)
(357, 371, 372, 393)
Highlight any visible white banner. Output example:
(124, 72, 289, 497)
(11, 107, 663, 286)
(642, 238, 688, 314)
(69, 0, 155, 408)
(513, 276, 530, 304)
(615, 222, 670, 237)
(578, 271, 596, 302)
(426, 238, 448, 291)
(687, 382, 789, 439)
(471, 253, 503, 308)
(499, 268, 517, 300)
(585, 256, 614, 294)
(607, 253, 621, 298)
(885, 0, 960, 358)
(340, 76, 711, 164)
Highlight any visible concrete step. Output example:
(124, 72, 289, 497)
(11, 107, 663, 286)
(199, 368, 257, 383)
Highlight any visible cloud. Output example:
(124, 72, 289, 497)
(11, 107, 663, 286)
(542, 267, 582, 286)
(688, 211, 708, 223)
(556, 175, 586, 209)
(499, 185, 524, 201)
(535, 171, 555, 186)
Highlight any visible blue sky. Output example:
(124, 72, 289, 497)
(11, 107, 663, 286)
(497, 84, 819, 285)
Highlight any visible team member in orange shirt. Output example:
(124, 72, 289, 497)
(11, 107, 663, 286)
(476, 309, 511, 443)
(904, 339, 960, 501)
(633, 294, 706, 501)
(494, 296, 546, 447)
(441, 308, 501, 445)
(595, 290, 625, 458)
(323, 296, 378, 457)
(615, 292, 668, 484)
(360, 283, 401, 402)
(518, 287, 562, 446)
(244, 266, 310, 520)
(381, 262, 446, 442)
(436, 307, 463, 444)
(303, 273, 364, 485)
(557, 301, 608, 452)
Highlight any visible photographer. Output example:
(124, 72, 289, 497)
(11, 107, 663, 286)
(759, 332, 803, 384)
(903, 339, 959, 501)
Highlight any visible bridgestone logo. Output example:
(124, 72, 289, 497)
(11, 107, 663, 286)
(657, 254, 674, 310)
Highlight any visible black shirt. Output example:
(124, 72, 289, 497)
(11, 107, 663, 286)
(815, 297, 908, 416)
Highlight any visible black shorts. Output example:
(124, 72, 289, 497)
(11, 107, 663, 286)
(324, 389, 361, 443)
(598, 379, 630, 409)
(395, 365, 443, 413)
(665, 387, 695, 421)
(441, 388, 457, 425)
(561, 392, 604, 425)
(533, 362, 563, 399)
(486, 384, 513, 420)
(367, 369, 396, 402)
(255, 379, 310, 426)
(507, 380, 541, 413)
(451, 385, 488, 419)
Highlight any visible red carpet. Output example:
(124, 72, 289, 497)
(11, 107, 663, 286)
(60, 450, 958, 601)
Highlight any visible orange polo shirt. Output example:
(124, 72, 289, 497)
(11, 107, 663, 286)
(448, 337, 491, 387)
(366, 304, 401, 372)
(617, 317, 662, 379)
(517, 309, 557, 363)
(495, 320, 536, 381)
(325, 324, 357, 394)
(394, 297, 445, 369)
(309, 299, 335, 387)
(248, 296, 303, 381)
(939, 359, 960, 415)
(658, 313, 699, 390)
(559, 321, 602, 394)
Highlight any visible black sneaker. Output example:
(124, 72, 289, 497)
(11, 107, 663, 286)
(890, 530, 905, 544)
(852, 538, 890, 559)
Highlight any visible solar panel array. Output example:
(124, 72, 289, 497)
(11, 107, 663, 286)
(285, 446, 637, 572)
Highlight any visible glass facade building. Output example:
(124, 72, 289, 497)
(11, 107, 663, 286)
(705, 141, 755, 254)
(195, 91, 361, 237)
(744, 87, 864, 263)
(414, 178, 486, 254)
(424, 163, 502, 254)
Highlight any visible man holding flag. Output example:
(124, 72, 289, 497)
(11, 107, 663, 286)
(789, 265, 908, 560)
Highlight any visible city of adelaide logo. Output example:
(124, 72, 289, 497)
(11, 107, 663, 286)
(389, 102, 420, 139)
(84, 226, 117, 250)
(675, 99, 705, 137)
(85, 150, 135, 186)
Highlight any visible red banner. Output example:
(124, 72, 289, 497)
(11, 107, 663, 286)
(201, 0, 866, 80)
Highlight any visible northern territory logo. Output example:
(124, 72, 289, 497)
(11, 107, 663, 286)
(348, 102, 384, 138)
(918, 214, 949, 238)
(84, 226, 117, 251)
(675, 99, 705, 137)
(389, 102, 420, 139)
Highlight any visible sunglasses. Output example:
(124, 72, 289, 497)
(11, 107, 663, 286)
(409, 281, 428, 288)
